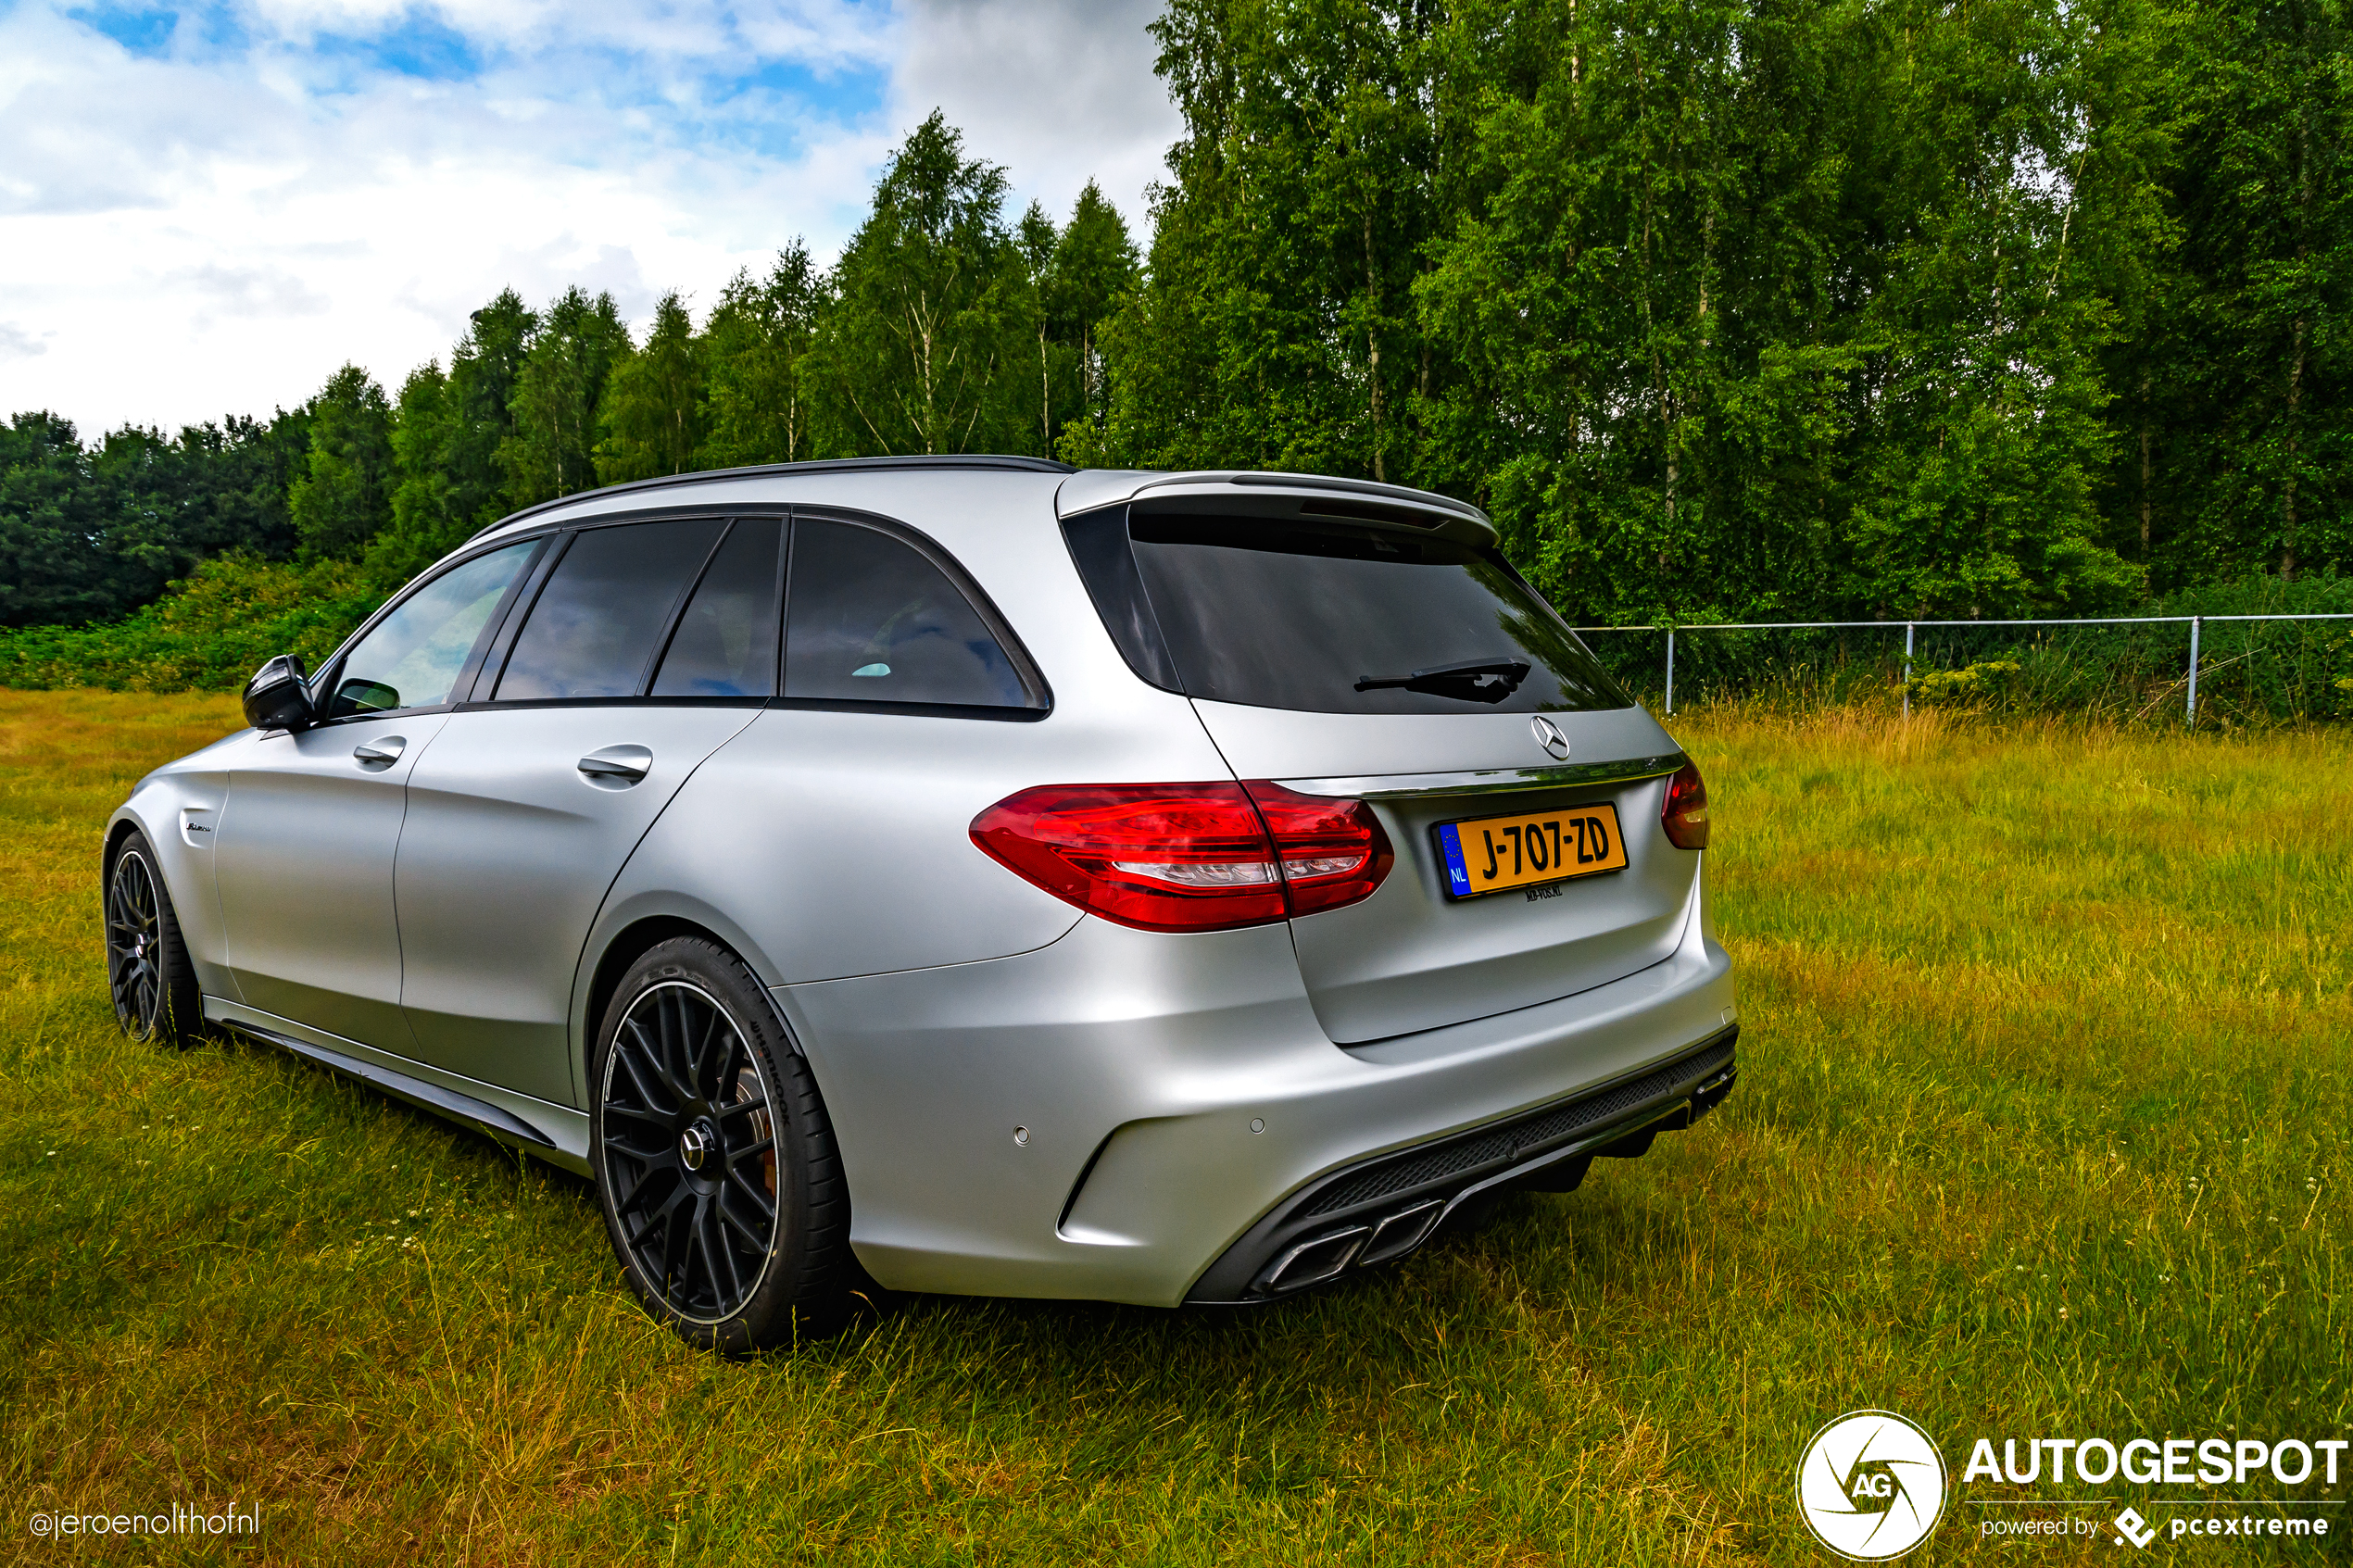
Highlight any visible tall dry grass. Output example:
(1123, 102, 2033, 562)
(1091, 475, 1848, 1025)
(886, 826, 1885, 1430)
(1, 694, 2344, 1563)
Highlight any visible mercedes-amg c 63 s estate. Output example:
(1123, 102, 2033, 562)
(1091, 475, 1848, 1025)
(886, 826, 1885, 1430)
(102, 457, 1736, 1351)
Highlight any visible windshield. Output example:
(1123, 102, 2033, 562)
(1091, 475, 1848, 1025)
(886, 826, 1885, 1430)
(1119, 511, 1629, 715)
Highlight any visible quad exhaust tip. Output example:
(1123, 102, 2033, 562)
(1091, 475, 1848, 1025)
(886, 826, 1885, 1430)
(1259, 1194, 1456, 1293)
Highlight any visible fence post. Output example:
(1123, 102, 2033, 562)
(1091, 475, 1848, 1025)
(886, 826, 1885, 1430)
(1665, 629, 1676, 716)
(1903, 621, 1915, 718)
(2186, 616, 2201, 725)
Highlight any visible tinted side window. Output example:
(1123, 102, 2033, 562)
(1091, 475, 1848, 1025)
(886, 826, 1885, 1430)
(783, 521, 1030, 709)
(496, 518, 726, 701)
(325, 540, 537, 718)
(651, 518, 783, 698)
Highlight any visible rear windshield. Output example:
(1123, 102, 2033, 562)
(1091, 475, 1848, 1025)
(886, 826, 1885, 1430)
(1116, 512, 1629, 715)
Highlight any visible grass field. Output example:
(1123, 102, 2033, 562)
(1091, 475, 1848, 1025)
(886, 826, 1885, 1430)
(1, 690, 2346, 1564)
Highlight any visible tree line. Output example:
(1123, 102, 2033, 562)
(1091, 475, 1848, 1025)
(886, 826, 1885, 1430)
(0, 113, 1139, 626)
(3, 0, 2347, 632)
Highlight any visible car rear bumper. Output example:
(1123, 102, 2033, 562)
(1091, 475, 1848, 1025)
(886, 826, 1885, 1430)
(775, 877, 1735, 1309)
(1185, 1025, 1736, 1301)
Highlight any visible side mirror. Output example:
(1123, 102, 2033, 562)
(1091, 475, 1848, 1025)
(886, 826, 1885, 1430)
(243, 654, 318, 733)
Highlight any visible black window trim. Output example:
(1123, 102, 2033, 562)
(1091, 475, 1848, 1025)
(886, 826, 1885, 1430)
(455, 693, 774, 713)
(632, 518, 736, 696)
(337, 499, 1051, 721)
(466, 528, 579, 704)
(307, 532, 555, 725)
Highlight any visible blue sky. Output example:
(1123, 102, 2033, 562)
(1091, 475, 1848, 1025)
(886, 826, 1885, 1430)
(0, 0, 1177, 431)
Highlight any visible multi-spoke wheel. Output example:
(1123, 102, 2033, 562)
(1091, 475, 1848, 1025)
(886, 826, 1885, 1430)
(591, 937, 855, 1352)
(105, 832, 200, 1046)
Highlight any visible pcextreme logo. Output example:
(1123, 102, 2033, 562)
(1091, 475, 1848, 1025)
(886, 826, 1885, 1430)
(1796, 1411, 1948, 1561)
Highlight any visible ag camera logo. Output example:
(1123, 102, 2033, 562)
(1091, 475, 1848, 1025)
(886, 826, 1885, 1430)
(1797, 1410, 1947, 1560)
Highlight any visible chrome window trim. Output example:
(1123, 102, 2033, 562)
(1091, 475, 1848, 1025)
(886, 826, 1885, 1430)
(1274, 752, 1687, 800)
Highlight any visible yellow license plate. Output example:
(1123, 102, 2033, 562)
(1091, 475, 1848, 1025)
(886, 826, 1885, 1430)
(1434, 802, 1628, 898)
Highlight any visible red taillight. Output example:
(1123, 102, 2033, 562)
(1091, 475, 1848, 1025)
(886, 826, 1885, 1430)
(970, 782, 1393, 933)
(1241, 782, 1395, 917)
(1661, 761, 1710, 849)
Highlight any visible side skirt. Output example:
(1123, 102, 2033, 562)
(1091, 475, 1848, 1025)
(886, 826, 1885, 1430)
(203, 997, 592, 1175)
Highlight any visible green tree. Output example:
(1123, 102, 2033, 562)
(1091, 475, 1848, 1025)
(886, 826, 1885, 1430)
(369, 289, 539, 585)
(287, 364, 396, 560)
(0, 413, 110, 625)
(166, 413, 306, 563)
(596, 292, 707, 484)
(368, 361, 460, 588)
(10, 0, 2347, 636)
(448, 290, 538, 525)
(2, 386, 396, 630)
(702, 245, 823, 468)
(1095, 0, 1449, 480)
(1017, 200, 1066, 454)
(809, 112, 1029, 455)
(1101, 0, 2146, 621)
(2102, 0, 2351, 590)
(499, 288, 632, 506)
(1051, 180, 1141, 441)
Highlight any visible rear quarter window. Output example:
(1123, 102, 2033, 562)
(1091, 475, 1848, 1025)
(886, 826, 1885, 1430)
(783, 519, 1040, 712)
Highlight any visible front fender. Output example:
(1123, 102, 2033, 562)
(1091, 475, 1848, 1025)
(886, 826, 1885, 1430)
(107, 772, 236, 1000)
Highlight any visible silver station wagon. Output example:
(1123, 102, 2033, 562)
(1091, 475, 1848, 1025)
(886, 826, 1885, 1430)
(103, 458, 1736, 1351)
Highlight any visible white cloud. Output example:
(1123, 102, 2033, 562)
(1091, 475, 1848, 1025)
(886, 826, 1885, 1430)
(895, 0, 1177, 232)
(165, 263, 335, 319)
(0, 323, 51, 363)
(0, 0, 1180, 435)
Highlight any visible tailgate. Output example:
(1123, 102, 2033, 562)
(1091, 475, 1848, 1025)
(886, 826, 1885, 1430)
(1194, 701, 1694, 1043)
(1061, 485, 1703, 1046)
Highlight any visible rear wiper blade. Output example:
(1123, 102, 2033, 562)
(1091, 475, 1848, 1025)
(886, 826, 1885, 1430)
(1354, 657, 1533, 705)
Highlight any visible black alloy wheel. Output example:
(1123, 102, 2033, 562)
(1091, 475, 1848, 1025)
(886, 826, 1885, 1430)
(601, 980, 777, 1321)
(105, 833, 200, 1046)
(592, 938, 855, 1352)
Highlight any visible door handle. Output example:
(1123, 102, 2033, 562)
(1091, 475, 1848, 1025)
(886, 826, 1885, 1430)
(353, 736, 406, 766)
(577, 745, 653, 784)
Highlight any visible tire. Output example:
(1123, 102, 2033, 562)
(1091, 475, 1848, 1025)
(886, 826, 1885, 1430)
(105, 830, 204, 1047)
(589, 936, 856, 1353)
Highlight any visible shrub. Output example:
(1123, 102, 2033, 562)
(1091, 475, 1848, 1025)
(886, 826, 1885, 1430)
(0, 556, 384, 693)
(1909, 659, 2022, 707)
(1580, 573, 2353, 723)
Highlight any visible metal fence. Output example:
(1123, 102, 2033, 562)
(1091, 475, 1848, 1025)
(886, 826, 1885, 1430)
(1574, 613, 2353, 721)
